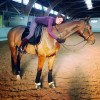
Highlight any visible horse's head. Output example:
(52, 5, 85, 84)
(79, 17, 95, 45)
(56, 17, 95, 45)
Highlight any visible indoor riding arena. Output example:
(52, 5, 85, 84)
(0, 0, 100, 100)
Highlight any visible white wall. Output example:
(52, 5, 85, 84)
(0, 15, 34, 41)
(90, 18, 100, 32)
(9, 15, 29, 27)
(6, 15, 34, 27)
(0, 28, 11, 41)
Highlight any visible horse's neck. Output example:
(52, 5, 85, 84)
(56, 21, 81, 39)
(64, 21, 80, 29)
(41, 27, 57, 49)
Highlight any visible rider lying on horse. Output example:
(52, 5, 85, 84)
(19, 15, 65, 53)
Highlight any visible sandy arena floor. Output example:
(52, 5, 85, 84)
(0, 33, 100, 100)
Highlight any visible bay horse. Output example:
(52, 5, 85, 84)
(7, 17, 95, 89)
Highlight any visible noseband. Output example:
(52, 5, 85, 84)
(81, 21, 94, 41)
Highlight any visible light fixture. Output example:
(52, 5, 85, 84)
(67, 16, 70, 19)
(84, 0, 93, 10)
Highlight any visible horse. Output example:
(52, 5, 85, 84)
(7, 17, 95, 89)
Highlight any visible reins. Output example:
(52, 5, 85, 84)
(55, 20, 93, 47)
(61, 41, 88, 51)
(82, 21, 94, 41)
(55, 26, 86, 46)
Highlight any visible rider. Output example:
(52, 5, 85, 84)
(19, 15, 65, 53)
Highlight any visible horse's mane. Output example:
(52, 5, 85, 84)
(59, 19, 82, 29)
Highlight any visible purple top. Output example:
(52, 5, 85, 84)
(35, 16, 57, 39)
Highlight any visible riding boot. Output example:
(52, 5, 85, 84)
(19, 38, 29, 53)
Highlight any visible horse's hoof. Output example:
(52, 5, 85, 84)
(35, 82, 41, 89)
(17, 75, 21, 80)
(49, 81, 56, 88)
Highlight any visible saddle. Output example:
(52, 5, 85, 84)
(21, 25, 42, 45)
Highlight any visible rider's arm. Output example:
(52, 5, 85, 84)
(48, 17, 58, 39)
(48, 17, 65, 43)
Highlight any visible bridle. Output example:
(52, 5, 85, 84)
(81, 20, 94, 41)
(55, 20, 94, 47)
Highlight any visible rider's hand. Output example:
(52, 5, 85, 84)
(56, 38, 65, 43)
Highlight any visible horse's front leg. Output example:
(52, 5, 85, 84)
(35, 55, 46, 89)
(48, 54, 56, 88)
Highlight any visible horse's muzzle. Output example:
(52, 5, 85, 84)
(87, 39, 95, 45)
(90, 39, 95, 45)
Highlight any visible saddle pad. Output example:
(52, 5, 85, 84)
(21, 25, 42, 45)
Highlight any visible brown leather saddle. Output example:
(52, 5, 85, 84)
(21, 25, 42, 45)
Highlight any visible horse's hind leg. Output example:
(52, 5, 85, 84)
(16, 52, 22, 79)
(35, 55, 46, 89)
(11, 46, 21, 79)
(48, 54, 56, 88)
(11, 46, 18, 75)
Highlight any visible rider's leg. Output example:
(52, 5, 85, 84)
(19, 19, 37, 53)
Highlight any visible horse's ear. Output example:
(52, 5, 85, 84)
(87, 17, 90, 21)
(84, 17, 90, 23)
(84, 17, 87, 22)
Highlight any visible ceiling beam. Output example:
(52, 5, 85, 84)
(64, 3, 86, 19)
(72, 11, 100, 19)
(23, 0, 37, 15)
(8, 1, 21, 14)
(65, 6, 87, 17)
(0, 1, 7, 7)
(57, 6, 68, 15)
(45, 0, 63, 16)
